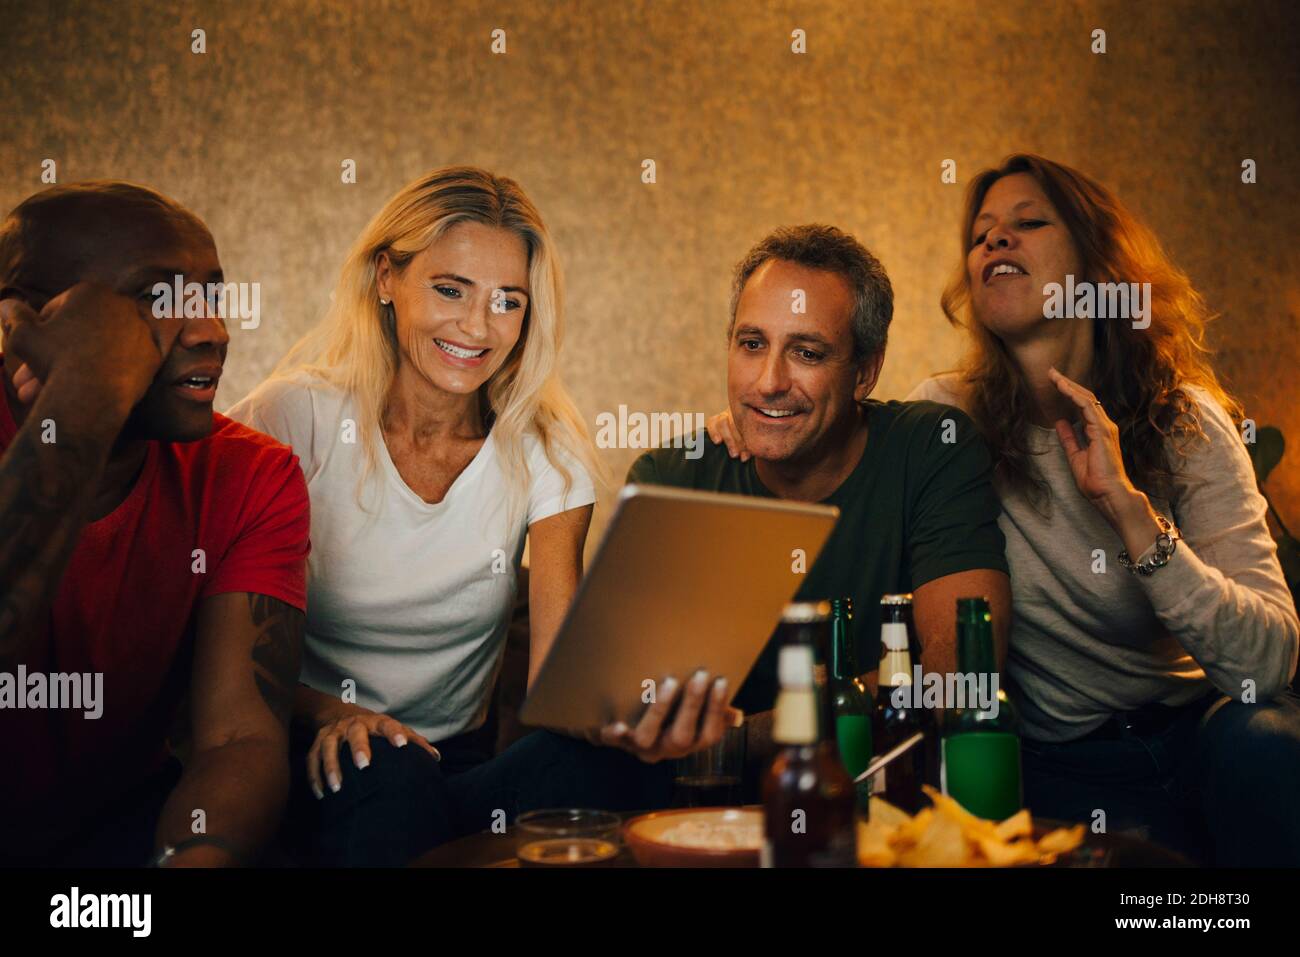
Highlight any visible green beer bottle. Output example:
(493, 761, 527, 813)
(829, 598, 872, 811)
(940, 597, 1022, 821)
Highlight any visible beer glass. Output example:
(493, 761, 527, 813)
(672, 723, 747, 807)
(515, 809, 622, 867)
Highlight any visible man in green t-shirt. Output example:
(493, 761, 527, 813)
(628, 224, 1011, 716)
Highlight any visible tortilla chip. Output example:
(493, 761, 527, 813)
(897, 813, 973, 868)
(1036, 824, 1086, 855)
(994, 809, 1033, 842)
(978, 836, 1041, 867)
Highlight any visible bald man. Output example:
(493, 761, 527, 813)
(0, 182, 310, 866)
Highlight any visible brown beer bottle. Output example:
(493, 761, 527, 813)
(762, 602, 857, 868)
(870, 594, 937, 813)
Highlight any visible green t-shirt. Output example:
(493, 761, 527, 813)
(626, 399, 1007, 713)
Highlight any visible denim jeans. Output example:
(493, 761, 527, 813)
(285, 728, 674, 867)
(1021, 690, 1300, 865)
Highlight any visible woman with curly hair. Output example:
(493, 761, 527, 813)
(909, 153, 1299, 864)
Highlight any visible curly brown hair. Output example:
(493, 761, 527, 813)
(940, 153, 1243, 506)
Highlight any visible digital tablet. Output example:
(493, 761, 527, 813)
(518, 483, 839, 730)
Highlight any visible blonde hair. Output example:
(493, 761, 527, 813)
(941, 153, 1242, 505)
(255, 166, 601, 517)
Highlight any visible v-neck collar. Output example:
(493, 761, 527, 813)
(376, 427, 497, 510)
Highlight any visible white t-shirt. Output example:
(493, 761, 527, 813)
(227, 374, 596, 742)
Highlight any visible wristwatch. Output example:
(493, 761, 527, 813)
(1117, 514, 1181, 576)
(149, 835, 244, 867)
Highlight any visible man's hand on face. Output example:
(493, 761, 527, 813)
(10, 360, 41, 404)
(596, 670, 742, 764)
(0, 281, 183, 417)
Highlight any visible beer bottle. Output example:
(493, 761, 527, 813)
(871, 594, 936, 814)
(761, 603, 857, 868)
(940, 597, 1022, 821)
(829, 597, 872, 811)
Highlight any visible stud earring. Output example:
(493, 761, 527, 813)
(379, 297, 390, 305)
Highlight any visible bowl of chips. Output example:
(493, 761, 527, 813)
(857, 787, 1087, 867)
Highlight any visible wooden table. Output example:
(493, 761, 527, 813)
(411, 812, 1194, 868)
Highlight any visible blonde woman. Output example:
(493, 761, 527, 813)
(230, 168, 675, 865)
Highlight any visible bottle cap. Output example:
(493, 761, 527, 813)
(781, 601, 831, 623)
(957, 596, 991, 622)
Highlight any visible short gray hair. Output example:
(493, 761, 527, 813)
(727, 224, 894, 361)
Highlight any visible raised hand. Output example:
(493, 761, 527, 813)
(1048, 365, 1164, 557)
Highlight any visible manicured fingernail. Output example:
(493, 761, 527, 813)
(311, 783, 324, 800)
(713, 676, 728, 696)
(661, 677, 678, 695)
(394, 734, 408, 747)
(355, 753, 370, 770)
(611, 722, 629, 736)
(691, 669, 710, 688)
(431, 747, 441, 762)
(327, 772, 341, 793)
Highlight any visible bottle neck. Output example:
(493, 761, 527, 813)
(953, 604, 1017, 728)
(957, 620, 997, 677)
(773, 688, 820, 745)
(878, 620, 914, 688)
(830, 617, 854, 680)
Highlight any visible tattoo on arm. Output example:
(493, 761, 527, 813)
(247, 594, 304, 728)
(0, 418, 112, 667)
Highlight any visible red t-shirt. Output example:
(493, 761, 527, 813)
(0, 381, 310, 853)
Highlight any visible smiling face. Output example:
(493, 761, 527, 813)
(376, 220, 529, 397)
(966, 172, 1084, 341)
(5, 196, 228, 442)
(727, 259, 877, 465)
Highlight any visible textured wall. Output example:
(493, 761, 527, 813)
(2, 0, 1297, 549)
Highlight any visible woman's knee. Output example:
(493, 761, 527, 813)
(309, 737, 454, 865)
(1195, 694, 1300, 864)
(1198, 694, 1300, 775)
